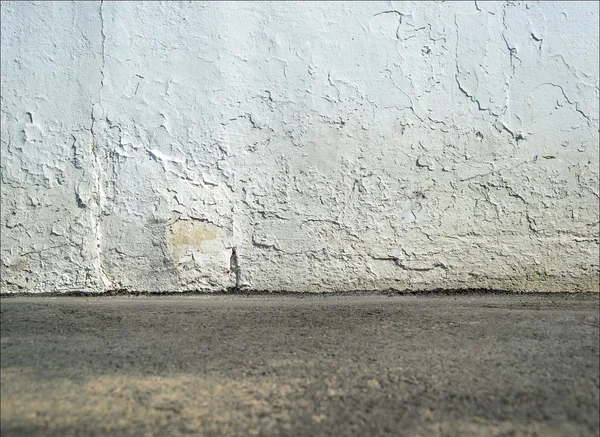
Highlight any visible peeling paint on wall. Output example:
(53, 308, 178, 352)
(1, 1, 598, 293)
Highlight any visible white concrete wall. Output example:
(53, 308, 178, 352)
(1, 1, 598, 294)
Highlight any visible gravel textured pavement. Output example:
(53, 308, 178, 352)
(1, 293, 599, 436)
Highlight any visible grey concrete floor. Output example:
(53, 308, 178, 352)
(1, 293, 599, 437)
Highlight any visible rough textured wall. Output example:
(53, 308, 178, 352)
(1, 1, 598, 294)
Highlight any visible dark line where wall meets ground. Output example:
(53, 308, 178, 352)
(1, 288, 598, 299)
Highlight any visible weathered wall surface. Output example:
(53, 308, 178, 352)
(1, 1, 598, 294)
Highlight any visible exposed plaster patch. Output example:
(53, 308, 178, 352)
(166, 219, 230, 273)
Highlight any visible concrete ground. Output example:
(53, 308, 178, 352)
(1, 293, 599, 437)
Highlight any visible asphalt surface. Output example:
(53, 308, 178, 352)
(1, 293, 599, 437)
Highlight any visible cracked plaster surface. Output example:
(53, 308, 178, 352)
(1, 1, 598, 293)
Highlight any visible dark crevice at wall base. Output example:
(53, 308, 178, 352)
(1, 288, 598, 298)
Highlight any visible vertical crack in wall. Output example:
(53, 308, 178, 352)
(230, 247, 241, 290)
(501, 4, 521, 77)
(453, 12, 517, 141)
(90, 0, 111, 289)
(230, 183, 243, 290)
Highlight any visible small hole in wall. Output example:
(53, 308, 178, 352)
(75, 193, 86, 209)
(414, 190, 426, 199)
(475, 131, 484, 141)
(25, 112, 33, 123)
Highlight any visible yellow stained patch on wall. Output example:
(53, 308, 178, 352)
(166, 220, 225, 265)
